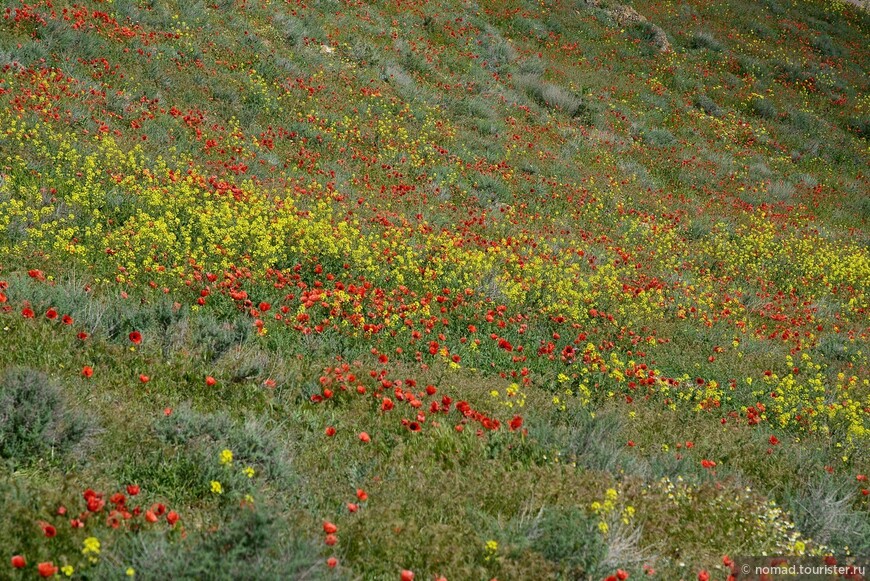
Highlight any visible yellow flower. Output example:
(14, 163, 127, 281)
(211, 480, 223, 494)
(127, 567, 136, 577)
(61, 565, 74, 576)
(598, 521, 609, 534)
(82, 537, 101, 555)
(243, 466, 255, 478)
(220, 449, 233, 466)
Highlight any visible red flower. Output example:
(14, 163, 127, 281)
(346, 503, 358, 513)
(325, 426, 336, 437)
(22, 307, 35, 318)
(323, 521, 338, 534)
(37, 562, 58, 578)
(401, 570, 415, 581)
(167, 511, 179, 525)
(70, 518, 84, 528)
(325, 534, 337, 546)
(769, 435, 780, 446)
(408, 421, 421, 432)
(139, 374, 150, 383)
(45, 308, 58, 320)
(259, 302, 271, 312)
(617, 570, 629, 580)
(106, 511, 121, 529)
(205, 376, 217, 387)
(356, 489, 368, 501)
(62, 314, 73, 325)
(698, 571, 709, 581)
(77, 331, 89, 340)
(701, 459, 716, 469)
(82, 366, 94, 378)
(381, 398, 394, 411)
(83, 489, 105, 512)
(28, 269, 45, 280)
(126, 484, 140, 496)
(40, 522, 56, 538)
(145, 510, 158, 523)
(11, 555, 26, 569)
(111, 493, 126, 506)
(129, 331, 142, 344)
(509, 415, 524, 431)
(358, 432, 370, 443)
(0, 292, 6, 304)
(327, 557, 338, 569)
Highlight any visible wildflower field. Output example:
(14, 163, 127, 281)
(0, 0, 868, 578)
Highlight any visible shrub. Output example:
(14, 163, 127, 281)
(644, 127, 675, 147)
(516, 75, 587, 119)
(786, 478, 870, 553)
(694, 94, 724, 118)
(811, 34, 841, 58)
(530, 507, 606, 576)
(689, 31, 724, 52)
(0, 367, 92, 464)
(749, 96, 777, 119)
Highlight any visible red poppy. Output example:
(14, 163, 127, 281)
(37, 562, 58, 578)
(701, 459, 716, 469)
(327, 557, 338, 569)
(381, 398, 394, 411)
(139, 374, 150, 383)
(401, 570, 415, 581)
(82, 366, 94, 378)
(408, 422, 421, 432)
(62, 314, 74, 325)
(358, 432, 370, 442)
(259, 301, 271, 312)
(111, 493, 126, 506)
(356, 489, 368, 501)
(698, 571, 709, 581)
(769, 435, 780, 445)
(22, 307, 35, 318)
(616, 570, 629, 580)
(28, 269, 45, 281)
(45, 308, 58, 320)
(145, 510, 158, 523)
(325, 534, 337, 546)
(77, 331, 89, 340)
(106, 512, 121, 529)
(323, 521, 338, 534)
(167, 511, 179, 525)
(205, 376, 217, 387)
(325, 426, 336, 437)
(346, 503, 358, 513)
(509, 415, 524, 431)
(129, 331, 142, 344)
(11, 555, 25, 569)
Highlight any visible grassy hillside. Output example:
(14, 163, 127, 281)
(0, 0, 868, 578)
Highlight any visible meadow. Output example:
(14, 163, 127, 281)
(0, 0, 868, 578)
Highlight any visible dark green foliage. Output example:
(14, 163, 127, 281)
(530, 507, 606, 577)
(0, 367, 92, 464)
(749, 96, 777, 120)
(694, 94, 724, 118)
(689, 32, 723, 52)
